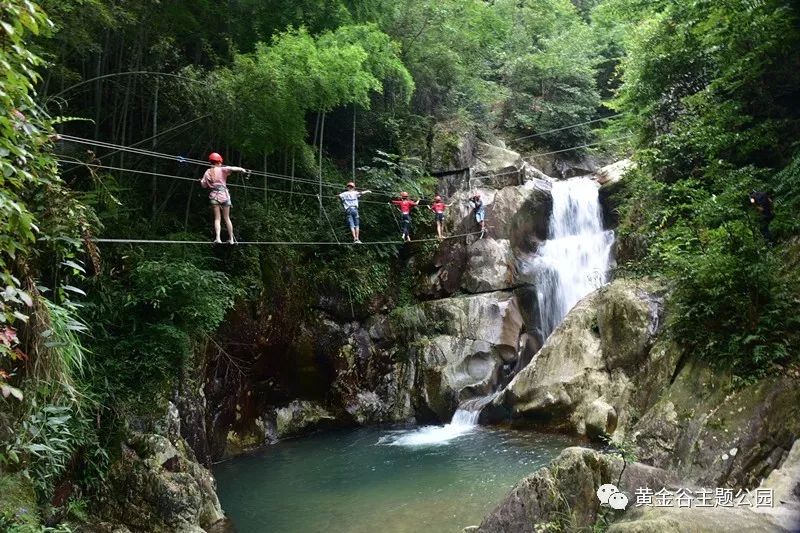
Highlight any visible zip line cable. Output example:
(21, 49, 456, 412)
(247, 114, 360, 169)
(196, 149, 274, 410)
(510, 114, 624, 142)
(60, 122, 629, 195)
(522, 135, 633, 160)
(60, 135, 416, 197)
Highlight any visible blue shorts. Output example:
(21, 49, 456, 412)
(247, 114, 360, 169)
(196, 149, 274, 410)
(435, 213, 445, 222)
(475, 209, 485, 223)
(346, 208, 359, 229)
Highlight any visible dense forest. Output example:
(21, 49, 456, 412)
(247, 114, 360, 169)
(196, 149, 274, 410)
(1, 0, 799, 529)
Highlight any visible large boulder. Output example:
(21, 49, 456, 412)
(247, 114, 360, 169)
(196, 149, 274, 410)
(472, 141, 525, 188)
(496, 279, 670, 440)
(488, 179, 552, 253)
(471, 447, 677, 533)
(630, 361, 800, 488)
(608, 438, 800, 532)
(101, 433, 224, 532)
(528, 152, 612, 179)
(424, 179, 552, 296)
(330, 290, 527, 422)
(461, 238, 514, 292)
(473, 444, 799, 532)
(275, 400, 336, 439)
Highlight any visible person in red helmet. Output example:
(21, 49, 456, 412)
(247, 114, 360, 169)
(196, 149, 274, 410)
(390, 191, 419, 242)
(200, 152, 249, 244)
(429, 194, 454, 239)
(469, 192, 486, 238)
(338, 181, 372, 243)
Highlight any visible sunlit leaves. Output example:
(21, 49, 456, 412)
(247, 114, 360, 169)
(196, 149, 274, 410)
(212, 24, 412, 158)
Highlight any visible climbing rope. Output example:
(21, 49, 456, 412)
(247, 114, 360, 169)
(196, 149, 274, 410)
(60, 135, 403, 197)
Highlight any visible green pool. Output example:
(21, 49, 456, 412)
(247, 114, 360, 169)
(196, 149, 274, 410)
(214, 423, 575, 532)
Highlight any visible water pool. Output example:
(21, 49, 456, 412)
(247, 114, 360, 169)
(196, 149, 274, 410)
(213, 424, 575, 532)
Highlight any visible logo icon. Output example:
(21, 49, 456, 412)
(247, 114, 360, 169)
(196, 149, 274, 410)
(597, 483, 628, 510)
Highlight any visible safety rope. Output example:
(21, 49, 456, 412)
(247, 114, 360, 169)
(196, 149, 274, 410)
(55, 159, 391, 205)
(318, 195, 341, 244)
(522, 135, 632, 160)
(59, 135, 542, 196)
(60, 135, 403, 196)
(93, 231, 483, 246)
(387, 203, 403, 233)
(510, 114, 624, 142)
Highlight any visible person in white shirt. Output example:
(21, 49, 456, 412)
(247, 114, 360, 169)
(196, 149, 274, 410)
(338, 182, 372, 243)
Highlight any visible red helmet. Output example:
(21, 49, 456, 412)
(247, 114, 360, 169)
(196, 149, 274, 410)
(208, 152, 223, 163)
(346, 182, 355, 188)
(400, 191, 409, 198)
(434, 195, 442, 201)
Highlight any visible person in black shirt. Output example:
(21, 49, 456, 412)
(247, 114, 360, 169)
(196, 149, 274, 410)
(749, 191, 774, 244)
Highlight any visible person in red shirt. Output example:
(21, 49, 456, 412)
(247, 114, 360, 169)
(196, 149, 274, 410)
(200, 152, 249, 243)
(389, 192, 419, 242)
(429, 194, 454, 239)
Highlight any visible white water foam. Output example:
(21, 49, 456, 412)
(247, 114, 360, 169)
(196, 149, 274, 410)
(378, 396, 493, 447)
(531, 177, 614, 340)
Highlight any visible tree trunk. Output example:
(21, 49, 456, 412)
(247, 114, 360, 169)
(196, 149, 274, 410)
(263, 152, 268, 204)
(318, 112, 325, 218)
(290, 148, 296, 205)
(312, 112, 320, 148)
(352, 105, 357, 181)
(151, 78, 159, 221)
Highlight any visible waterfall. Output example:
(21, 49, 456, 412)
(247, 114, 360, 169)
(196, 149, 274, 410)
(378, 395, 495, 446)
(533, 177, 615, 341)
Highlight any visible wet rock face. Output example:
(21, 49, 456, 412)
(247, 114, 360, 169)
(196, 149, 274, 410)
(422, 140, 553, 298)
(461, 238, 514, 293)
(328, 291, 528, 423)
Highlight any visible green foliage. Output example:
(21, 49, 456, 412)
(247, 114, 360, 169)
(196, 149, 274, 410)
(213, 24, 412, 158)
(502, 5, 604, 147)
(611, 0, 800, 375)
(84, 260, 237, 411)
(0, 0, 53, 342)
(129, 261, 238, 334)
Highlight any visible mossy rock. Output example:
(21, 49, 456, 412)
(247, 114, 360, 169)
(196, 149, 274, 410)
(0, 472, 41, 530)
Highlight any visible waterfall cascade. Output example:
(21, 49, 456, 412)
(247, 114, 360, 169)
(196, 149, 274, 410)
(532, 177, 615, 341)
(379, 395, 497, 446)
(383, 177, 614, 445)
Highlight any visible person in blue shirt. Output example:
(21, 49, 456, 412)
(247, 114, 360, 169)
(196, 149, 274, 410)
(470, 193, 486, 238)
(339, 182, 372, 243)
